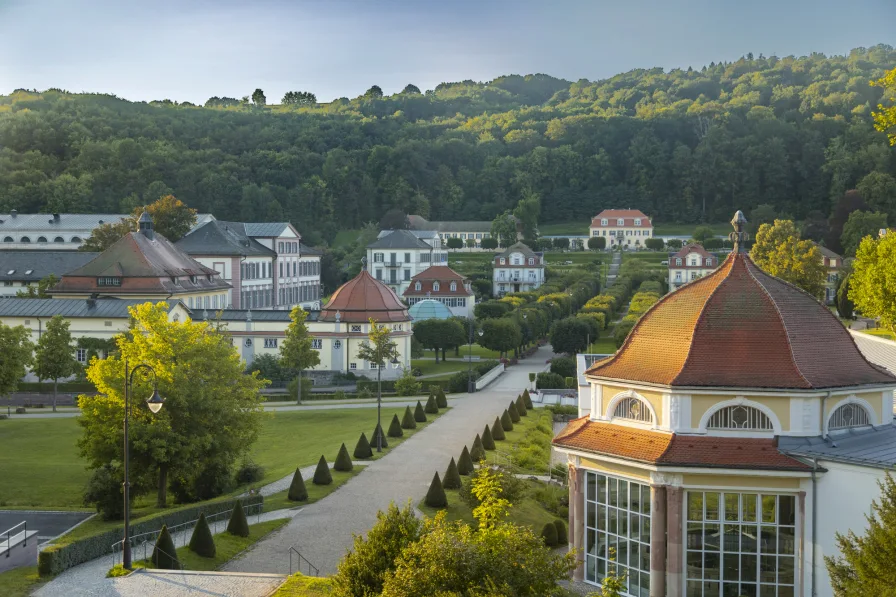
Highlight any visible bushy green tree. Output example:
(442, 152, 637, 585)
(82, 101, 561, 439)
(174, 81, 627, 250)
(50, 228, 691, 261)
(414, 401, 427, 422)
(226, 500, 249, 537)
(188, 512, 216, 558)
(481, 424, 496, 450)
(354, 433, 373, 459)
(152, 524, 180, 569)
(313, 455, 332, 485)
(388, 413, 404, 438)
(588, 236, 607, 250)
(401, 406, 417, 429)
(457, 446, 474, 476)
(33, 315, 78, 412)
(0, 323, 33, 413)
(443, 458, 462, 490)
(394, 368, 422, 396)
(836, 273, 855, 319)
(850, 231, 896, 333)
(479, 318, 522, 358)
(750, 219, 826, 298)
(287, 468, 308, 501)
(541, 521, 559, 546)
(842, 210, 888, 256)
(424, 472, 448, 508)
(549, 355, 576, 379)
(335, 443, 354, 471)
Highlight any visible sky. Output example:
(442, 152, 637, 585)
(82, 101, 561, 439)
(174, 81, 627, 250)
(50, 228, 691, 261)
(0, 0, 893, 105)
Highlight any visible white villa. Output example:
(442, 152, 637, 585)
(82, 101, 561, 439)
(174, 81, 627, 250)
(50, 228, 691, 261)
(492, 242, 545, 296)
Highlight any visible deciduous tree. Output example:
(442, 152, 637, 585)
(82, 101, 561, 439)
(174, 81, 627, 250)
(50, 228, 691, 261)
(841, 210, 888, 256)
(849, 231, 896, 333)
(588, 236, 606, 250)
(16, 274, 58, 298)
(0, 323, 33, 415)
(550, 317, 592, 355)
(134, 195, 197, 241)
(33, 315, 79, 412)
(490, 211, 518, 248)
(251, 88, 266, 106)
(478, 318, 521, 358)
(280, 306, 321, 403)
(872, 67, 896, 146)
(750, 219, 826, 298)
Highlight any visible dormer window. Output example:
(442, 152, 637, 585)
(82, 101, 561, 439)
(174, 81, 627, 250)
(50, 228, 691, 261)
(634, 219, 641, 226)
(829, 403, 872, 430)
(415, 282, 421, 291)
(500, 258, 506, 265)
(600, 219, 608, 226)
(706, 258, 713, 266)
(528, 258, 534, 265)
(675, 258, 682, 266)
(189, 275, 197, 284)
(617, 218, 624, 226)
(450, 281, 457, 292)
(707, 405, 773, 431)
(97, 277, 121, 287)
(612, 396, 654, 424)
(433, 282, 440, 292)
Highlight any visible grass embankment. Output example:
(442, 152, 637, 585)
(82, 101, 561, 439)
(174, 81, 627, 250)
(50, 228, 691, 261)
(412, 359, 471, 376)
(156, 519, 289, 571)
(273, 573, 335, 596)
(862, 328, 896, 340)
(0, 566, 44, 597)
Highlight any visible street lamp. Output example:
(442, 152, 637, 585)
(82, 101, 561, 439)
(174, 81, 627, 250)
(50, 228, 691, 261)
(123, 359, 164, 570)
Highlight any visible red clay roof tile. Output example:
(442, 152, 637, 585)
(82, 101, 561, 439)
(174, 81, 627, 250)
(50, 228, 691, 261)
(319, 269, 410, 323)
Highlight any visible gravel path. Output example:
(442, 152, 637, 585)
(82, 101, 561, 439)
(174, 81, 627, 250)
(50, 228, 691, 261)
(224, 347, 553, 576)
(106, 569, 286, 597)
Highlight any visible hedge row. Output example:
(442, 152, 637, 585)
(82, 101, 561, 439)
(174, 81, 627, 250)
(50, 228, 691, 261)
(16, 381, 97, 394)
(38, 494, 264, 577)
(357, 378, 452, 393)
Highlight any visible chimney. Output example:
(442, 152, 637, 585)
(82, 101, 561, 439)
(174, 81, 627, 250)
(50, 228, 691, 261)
(10, 209, 17, 218)
(138, 211, 154, 240)
(53, 213, 60, 223)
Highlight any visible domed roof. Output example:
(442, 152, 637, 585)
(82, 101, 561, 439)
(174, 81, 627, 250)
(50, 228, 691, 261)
(319, 269, 409, 323)
(408, 299, 453, 321)
(588, 219, 896, 390)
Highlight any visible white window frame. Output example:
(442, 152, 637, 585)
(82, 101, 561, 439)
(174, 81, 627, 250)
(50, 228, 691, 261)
(634, 218, 641, 226)
(617, 218, 625, 226)
(605, 390, 657, 428)
(311, 339, 322, 349)
(700, 398, 780, 435)
(433, 282, 440, 292)
(825, 396, 878, 435)
(450, 281, 457, 292)
(601, 218, 608, 226)
(76, 348, 88, 364)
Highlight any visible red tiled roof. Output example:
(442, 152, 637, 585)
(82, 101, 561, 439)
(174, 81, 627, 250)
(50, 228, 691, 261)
(402, 266, 472, 297)
(318, 269, 410, 323)
(587, 251, 896, 390)
(553, 418, 811, 471)
(671, 244, 712, 259)
(591, 210, 652, 228)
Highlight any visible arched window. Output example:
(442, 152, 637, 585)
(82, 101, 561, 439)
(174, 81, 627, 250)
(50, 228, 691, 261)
(450, 281, 457, 292)
(612, 396, 654, 424)
(70, 236, 82, 243)
(414, 282, 421, 291)
(433, 282, 440, 292)
(3, 236, 13, 243)
(37, 236, 47, 243)
(54, 236, 64, 243)
(707, 405, 773, 431)
(20, 236, 30, 243)
(829, 403, 871, 430)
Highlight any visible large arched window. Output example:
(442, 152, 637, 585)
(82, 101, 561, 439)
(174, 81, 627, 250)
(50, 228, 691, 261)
(19, 236, 30, 243)
(70, 236, 82, 243)
(53, 236, 65, 243)
(37, 236, 47, 243)
(612, 396, 654, 424)
(829, 403, 872, 430)
(3, 236, 13, 243)
(707, 405, 773, 431)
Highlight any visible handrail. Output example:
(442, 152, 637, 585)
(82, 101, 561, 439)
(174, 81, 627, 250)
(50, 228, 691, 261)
(3, 521, 26, 557)
(289, 546, 319, 577)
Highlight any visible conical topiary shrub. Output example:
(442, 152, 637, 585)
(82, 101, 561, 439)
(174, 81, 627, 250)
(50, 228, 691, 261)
(435, 387, 448, 409)
(424, 472, 447, 508)
(541, 521, 559, 547)
(501, 409, 514, 431)
(334, 443, 353, 472)
(470, 434, 485, 461)
(414, 401, 427, 422)
(424, 394, 439, 414)
(443, 457, 462, 490)
(287, 467, 308, 502)
(354, 432, 373, 459)
(481, 424, 496, 450)
(313, 455, 332, 485)
(388, 413, 404, 438)
(401, 405, 417, 429)
(523, 388, 533, 410)
(554, 519, 568, 545)
(226, 500, 249, 537)
(371, 423, 389, 449)
(457, 446, 474, 475)
(188, 512, 216, 558)
(152, 524, 180, 569)
(491, 416, 506, 441)
(508, 401, 521, 423)
(516, 394, 528, 416)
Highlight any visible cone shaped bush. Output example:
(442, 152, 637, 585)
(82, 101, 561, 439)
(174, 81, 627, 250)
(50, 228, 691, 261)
(424, 472, 447, 508)
(188, 512, 216, 558)
(334, 443, 353, 472)
(492, 416, 506, 441)
(501, 409, 514, 431)
(387, 413, 404, 438)
(424, 394, 439, 414)
(152, 524, 180, 569)
(516, 394, 528, 416)
(523, 388, 533, 409)
(226, 500, 250, 537)
(554, 519, 568, 545)
(371, 423, 389, 449)
(414, 401, 427, 422)
(313, 455, 332, 486)
(508, 401, 521, 423)
(287, 467, 308, 502)
(401, 406, 417, 429)
(470, 434, 485, 461)
(457, 446, 474, 475)
(541, 521, 559, 547)
(354, 432, 373, 459)
(435, 387, 448, 408)
(443, 457, 462, 490)
(481, 424, 496, 450)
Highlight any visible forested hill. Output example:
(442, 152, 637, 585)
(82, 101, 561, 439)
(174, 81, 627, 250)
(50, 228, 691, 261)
(1, 44, 895, 245)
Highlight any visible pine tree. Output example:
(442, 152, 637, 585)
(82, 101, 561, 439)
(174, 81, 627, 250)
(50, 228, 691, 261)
(435, 387, 448, 408)
(371, 423, 389, 449)
(226, 500, 250, 537)
(188, 512, 216, 558)
(401, 405, 417, 429)
(457, 446, 474, 475)
(523, 388, 533, 409)
(354, 432, 373, 459)
(516, 394, 528, 416)
(508, 401, 521, 423)
(287, 467, 308, 501)
(554, 519, 568, 545)
(424, 472, 447, 508)
(541, 521, 559, 547)
(481, 424, 496, 450)
(492, 416, 506, 441)
(471, 434, 485, 461)
(152, 524, 180, 569)
(443, 457, 462, 489)
(414, 401, 427, 422)
(334, 443, 353, 471)
(501, 409, 514, 431)
(424, 394, 439, 414)
(388, 413, 404, 437)
(313, 455, 332, 485)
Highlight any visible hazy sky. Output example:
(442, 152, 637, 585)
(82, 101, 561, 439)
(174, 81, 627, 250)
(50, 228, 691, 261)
(1, 0, 893, 104)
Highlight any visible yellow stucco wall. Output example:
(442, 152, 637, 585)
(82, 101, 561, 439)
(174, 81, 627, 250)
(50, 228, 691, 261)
(825, 391, 884, 424)
(579, 457, 652, 483)
(690, 394, 791, 430)
(681, 474, 803, 490)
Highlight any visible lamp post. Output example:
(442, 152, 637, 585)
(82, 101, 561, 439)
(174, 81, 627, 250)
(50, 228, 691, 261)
(122, 359, 164, 570)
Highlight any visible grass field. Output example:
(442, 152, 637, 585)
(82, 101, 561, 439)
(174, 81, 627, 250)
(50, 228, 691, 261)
(0, 566, 43, 597)
(862, 328, 896, 340)
(263, 469, 362, 513)
(274, 573, 334, 596)
(653, 223, 730, 236)
(538, 222, 588, 236)
(587, 336, 618, 355)
(411, 359, 470, 376)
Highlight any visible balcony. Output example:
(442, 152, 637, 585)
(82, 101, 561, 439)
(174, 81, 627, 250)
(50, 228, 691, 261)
(378, 261, 404, 268)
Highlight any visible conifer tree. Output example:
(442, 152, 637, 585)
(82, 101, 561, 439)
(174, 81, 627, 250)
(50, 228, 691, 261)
(188, 512, 216, 558)
(424, 394, 439, 414)
(492, 416, 506, 441)
(516, 394, 528, 416)
(554, 519, 568, 545)
(457, 445, 474, 475)
(354, 432, 373, 459)
(414, 400, 427, 422)
(152, 524, 180, 568)
(334, 443, 353, 471)
(387, 413, 404, 437)
(226, 500, 250, 537)
(424, 472, 447, 508)
(471, 434, 485, 460)
(501, 409, 514, 431)
(435, 387, 448, 408)
(508, 401, 521, 423)
(313, 455, 332, 485)
(541, 521, 559, 547)
(481, 423, 496, 450)
(443, 457, 462, 490)
(523, 388, 533, 409)
(287, 467, 308, 501)
(401, 405, 417, 429)
(371, 423, 389, 449)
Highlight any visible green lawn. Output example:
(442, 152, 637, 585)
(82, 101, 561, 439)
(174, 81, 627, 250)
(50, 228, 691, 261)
(274, 573, 335, 596)
(587, 336, 617, 355)
(653, 222, 730, 236)
(538, 222, 588, 236)
(862, 329, 896, 340)
(412, 359, 471, 376)
(263, 469, 362, 513)
(0, 566, 44, 597)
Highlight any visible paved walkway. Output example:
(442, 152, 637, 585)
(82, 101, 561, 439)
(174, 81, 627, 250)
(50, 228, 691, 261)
(106, 569, 285, 597)
(224, 346, 553, 575)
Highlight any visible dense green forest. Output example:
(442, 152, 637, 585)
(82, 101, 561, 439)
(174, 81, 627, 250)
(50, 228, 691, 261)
(1, 44, 895, 248)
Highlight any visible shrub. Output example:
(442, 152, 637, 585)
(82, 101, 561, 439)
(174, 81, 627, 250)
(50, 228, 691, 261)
(226, 500, 250, 537)
(554, 519, 568, 545)
(541, 521, 559, 547)
(83, 463, 129, 521)
(458, 465, 526, 507)
(188, 512, 216, 558)
(448, 370, 476, 393)
(614, 318, 637, 348)
(313, 455, 332, 485)
(435, 387, 448, 408)
(170, 460, 235, 503)
(401, 406, 417, 429)
(354, 433, 373, 459)
(508, 401, 521, 423)
(443, 458, 462, 490)
(491, 416, 506, 441)
(470, 434, 485, 461)
(387, 414, 404, 438)
(549, 356, 576, 379)
(457, 446, 474, 476)
(424, 394, 439, 414)
(234, 459, 264, 485)
(516, 395, 528, 416)
(414, 401, 427, 422)
(371, 423, 389, 449)
(501, 409, 514, 431)
(394, 368, 422, 396)
(335, 443, 354, 472)
(287, 468, 308, 501)
(638, 280, 663, 294)
(358, 387, 373, 399)
(424, 472, 447, 508)
(536, 371, 566, 389)
(481, 424, 496, 450)
(152, 525, 180, 569)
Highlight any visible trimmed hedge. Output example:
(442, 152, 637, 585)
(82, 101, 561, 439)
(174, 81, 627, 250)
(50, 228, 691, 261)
(401, 406, 417, 429)
(188, 513, 216, 558)
(414, 401, 427, 422)
(435, 387, 448, 409)
(358, 379, 452, 393)
(541, 521, 559, 547)
(226, 499, 250, 537)
(38, 494, 263, 577)
(443, 458, 462, 490)
(334, 443, 353, 472)
(554, 519, 568, 545)
(424, 472, 447, 508)
(16, 381, 97, 394)
(457, 446, 474, 475)
(313, 455, 332, 485)
(501, 409, 514, 431)
(522, 389, 533, 409)
(424, 394, 439, 414)
(491, 416, 506, 441)
(288, 468, 308, 501)
(508, 401, 521, 423)
(387, 414, 404, 438)
(481, 424, 496, 450)
(470, 434, 485, 461)
(354, 433, 373, 459)
(516, 395, 528, 416)
(371, 423, 389, 449)
(152, 524, 180, 569)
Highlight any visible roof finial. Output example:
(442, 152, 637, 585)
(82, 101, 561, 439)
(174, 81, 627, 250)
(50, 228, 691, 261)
(729, 210, 749, 253)
(361, 256, 368, 271)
